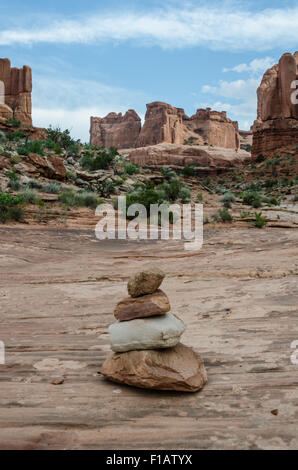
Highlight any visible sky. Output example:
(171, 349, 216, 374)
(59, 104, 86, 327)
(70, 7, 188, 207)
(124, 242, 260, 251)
(0, 0, 297, 142)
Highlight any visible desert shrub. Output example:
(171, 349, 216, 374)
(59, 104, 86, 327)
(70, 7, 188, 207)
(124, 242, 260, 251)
(28, 179, 43, 190)
(20, 188, 38, 204)
(67, 143, 80, 156)
(179, 187, 191, 203)
(182, 165, 196, 177)
(242, 191, 262, 208)
(10, 154, 20, 164)
(256, 154, 265, 163)
(81, 147, 118, 171)
(47, 126, 80, 150)
(45, 139, 63, 154)
(16, 147, 30, 156)
(0, 192, 25, 223)
(100, 181, 116, 197)
(218, 207, 233, 223)
(44, 182, 61, 194)
(158, 178, 188, 202)
(6, 130, 25, 141)
(66, 170, 77, 182)
(196, 192, 203, 202)
(58, 190, 101, 208)
(124, 162, 139, 175)
(6, 117, 21, 127)
(221, 192, 236, 204)
(25, 140, 45, 156)
(7, 171, 22, 191)
(240, 211, 250, 218)
(254, 212, 267, 228)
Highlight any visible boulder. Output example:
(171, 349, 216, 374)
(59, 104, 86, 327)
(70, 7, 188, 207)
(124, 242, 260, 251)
(127, 266, 165, 298)
(114, 289, 170, 322)
(0, 104, 13, 120)
(109, 312, 185, 352)
(101, 343, 207, 392)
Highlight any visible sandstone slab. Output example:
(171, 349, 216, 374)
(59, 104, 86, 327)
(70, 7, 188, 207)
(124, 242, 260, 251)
(109, 312, 185, 352)
(101, 343, 207, 392)
(114, 289, 170, 321)
(127, 266, 165, 298)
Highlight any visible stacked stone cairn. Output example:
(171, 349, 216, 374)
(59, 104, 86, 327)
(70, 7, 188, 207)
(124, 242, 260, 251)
(101, 267, 207, 392)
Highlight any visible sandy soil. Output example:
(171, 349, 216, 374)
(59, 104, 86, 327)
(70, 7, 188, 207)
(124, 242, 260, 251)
(0, 218, 298, 449)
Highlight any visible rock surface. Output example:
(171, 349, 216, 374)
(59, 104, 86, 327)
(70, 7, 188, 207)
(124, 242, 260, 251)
(114, 289, 170, 321)
(121, 143, 251, 173)
(127, 266, 165, 297)
(0, 58, 32, 125)
(90, 102, 241, 150)
(90, 110, 141, 149)
(252, 52, 298, 158)
(101, 343, 207, 392)
(109, 312, 185, 352)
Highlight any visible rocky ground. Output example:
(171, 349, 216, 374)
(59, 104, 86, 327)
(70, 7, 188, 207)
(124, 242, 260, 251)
(0, 202, 298, 449)
(0, 124, 298, 449)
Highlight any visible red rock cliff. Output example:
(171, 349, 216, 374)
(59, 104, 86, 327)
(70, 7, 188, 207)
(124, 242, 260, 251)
(90, 110, 141, 148)
(0, 58, 32, 125)
(252, 52, 298, 158)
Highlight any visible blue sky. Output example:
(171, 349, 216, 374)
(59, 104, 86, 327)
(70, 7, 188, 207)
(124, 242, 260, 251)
(0, 0, 297, 142)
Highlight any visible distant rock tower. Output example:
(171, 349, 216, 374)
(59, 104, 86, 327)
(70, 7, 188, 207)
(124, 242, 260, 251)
(0, 58, 32, 125)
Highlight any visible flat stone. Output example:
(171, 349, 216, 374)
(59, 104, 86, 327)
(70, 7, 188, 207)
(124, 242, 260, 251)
(109, 312, 185, 352)
(127, 266, 165, 298)
(114, 289, 170, 322)
(101, 343, 207, 392)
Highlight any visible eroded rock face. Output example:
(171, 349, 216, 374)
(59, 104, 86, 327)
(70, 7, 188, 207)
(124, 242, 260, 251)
(121, 143, 251, 173)
(136, 102, 185, 147)
(90, 102, 241, 150)
(183, 108, 240, 149)
(127, 266, 165, 297)
(0, 58, 32, 125)
(101, 343, 207, 392)
(114, 289, 170, 322)
(252, 52, 298, 158)
(109, 312, 185, 352)
(90, 110, 141, 148)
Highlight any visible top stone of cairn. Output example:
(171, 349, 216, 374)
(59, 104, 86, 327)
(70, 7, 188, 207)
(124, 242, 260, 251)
(127, 267, 165, 298)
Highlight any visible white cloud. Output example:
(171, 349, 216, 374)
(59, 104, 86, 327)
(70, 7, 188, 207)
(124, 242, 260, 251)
(223, 57, 275, 75)
(0, 5, 297, 51)
(32, 75, 147, 142)
(201, 77, 260, 129)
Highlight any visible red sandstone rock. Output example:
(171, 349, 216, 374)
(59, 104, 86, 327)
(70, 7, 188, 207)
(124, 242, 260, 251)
(90, 102, 241, 150)
(114, 289, 170, 321)
(100, 342, 207, 392)
(0, 58, 32, 125)
(25, 154, 66, 180)
(252, 52, 298, 159)
(90, 110, 141, 148)
(136, 102, 185, 147)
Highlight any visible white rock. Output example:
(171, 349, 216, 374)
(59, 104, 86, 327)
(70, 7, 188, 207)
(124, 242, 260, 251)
(109, 312, 185, 353)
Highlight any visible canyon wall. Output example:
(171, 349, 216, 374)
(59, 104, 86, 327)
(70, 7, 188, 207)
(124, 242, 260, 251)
(0, 58, 32, 125)
(90, 110, 141, 148)
(90, 102, 241, 150)
(252, 52, 298, 158)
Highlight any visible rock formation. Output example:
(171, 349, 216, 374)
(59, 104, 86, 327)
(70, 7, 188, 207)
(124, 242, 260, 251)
(90, 102, 241, 150)
(183, 108, 240, 149)
(136, 102, 185, 147)
(90, 110, 141, 148)
(120, 143, 251, 174)
(101, 267, 207, 392)
(0, 58, 32, 125)
(252, 52, 298, 158)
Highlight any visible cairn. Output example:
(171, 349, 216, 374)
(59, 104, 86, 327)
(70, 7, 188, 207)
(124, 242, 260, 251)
(101, 267, 207, 392)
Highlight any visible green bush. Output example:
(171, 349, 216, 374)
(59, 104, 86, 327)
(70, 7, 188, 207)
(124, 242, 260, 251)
(6, 117, 21, 127)
(20, 188, 39, 204)
(16, 147, 30, 156)
(242, 191, 262, 208)
(254, 212, 267, 228)
(124, 162, 139, 175)
(47, 126, 80, 150)
(218, 208, 233, 223)
(58, 190, 101, 208)
(0, 192, 25, 223)
(44, 182, 61, 194)
(182, 165, 196, 177)
(221, 192, 236, 204)
(28, 179, 43, 190)
(179, 187, 191, 203)
(81, 147, 118, 171)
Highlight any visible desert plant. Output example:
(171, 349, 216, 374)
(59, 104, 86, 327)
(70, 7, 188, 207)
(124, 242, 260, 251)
(253, 212, 267, 228)
(44, 182, 61, 194)
(19, 188, 38, 204)
(28, 179, 43, 190)
(218, 207, 233, 223)
(182, 165, 196, 177)
(242, 191, 262, 208)
(0, 192, 25, 223)
(123, 162, 140, 175)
